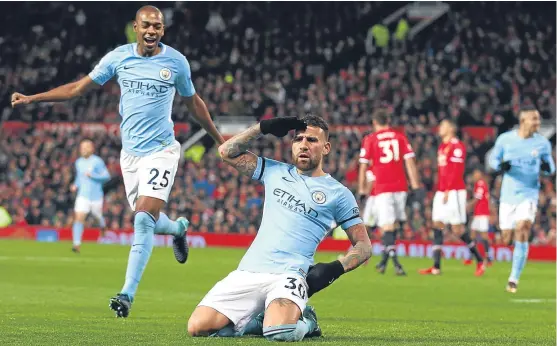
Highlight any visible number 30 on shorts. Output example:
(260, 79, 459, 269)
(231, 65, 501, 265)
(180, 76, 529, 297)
(148, 168, 171, 190)
(284, 277, 307, 299)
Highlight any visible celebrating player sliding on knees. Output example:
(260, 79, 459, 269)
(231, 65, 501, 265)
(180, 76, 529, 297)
(187, 115, 371, 341)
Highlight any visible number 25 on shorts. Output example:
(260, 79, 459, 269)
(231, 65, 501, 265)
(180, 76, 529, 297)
(148, 168, 171, 191)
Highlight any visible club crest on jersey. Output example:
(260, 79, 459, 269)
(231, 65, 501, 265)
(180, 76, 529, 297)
(312, 191, 327, 204)
(531, 149, 539, 158)
(159, 68, 172, 81)
(453, 148, 463, 157)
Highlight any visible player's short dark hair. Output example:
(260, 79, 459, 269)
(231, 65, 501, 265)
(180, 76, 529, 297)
(519, 104, 538, 115)
(81, 138, 94, 144)
(300, 114, 329, 140)
(372, 108, 391, 126)
(518, 105, 538, 113)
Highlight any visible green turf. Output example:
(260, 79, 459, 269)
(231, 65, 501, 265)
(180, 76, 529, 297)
(0, 240, 555, 345)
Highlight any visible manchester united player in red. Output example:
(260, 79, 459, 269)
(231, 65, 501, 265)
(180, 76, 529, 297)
(420, 119, 485, 276)
(359, 109, 423, 276)
(464, 169, 493, 266)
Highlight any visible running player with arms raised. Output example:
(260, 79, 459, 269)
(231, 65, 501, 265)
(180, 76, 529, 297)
(358, 109, 423, 276)
(11, 6, 224, 317)
(187, 115, 371, 341)
(419, 119, 485, 276)
(489, 106, 555, 293)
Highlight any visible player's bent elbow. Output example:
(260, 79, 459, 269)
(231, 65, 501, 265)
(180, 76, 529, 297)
(217, 144, 231, 161)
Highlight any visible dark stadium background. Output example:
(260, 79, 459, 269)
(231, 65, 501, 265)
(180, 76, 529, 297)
(0, 1, 555, 245)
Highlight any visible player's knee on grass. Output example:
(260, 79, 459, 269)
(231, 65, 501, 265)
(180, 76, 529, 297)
(264, 298, 302, 327)
(263, 324, 305, 342)
(187, 306, 231, 337)
(135, 196, 165, 220)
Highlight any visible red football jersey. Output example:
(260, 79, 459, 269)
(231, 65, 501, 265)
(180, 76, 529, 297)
(359, 129, 414, 194)
(437, 137, 466, 191)
(473, 179, 490, 216)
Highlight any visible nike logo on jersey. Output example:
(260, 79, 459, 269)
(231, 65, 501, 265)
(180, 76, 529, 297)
(152, 186, 165, 191)
(123, 66, 132, 70)
(282, 177, 295, 183)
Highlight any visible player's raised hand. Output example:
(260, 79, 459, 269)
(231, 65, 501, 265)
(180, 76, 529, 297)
(259, 117, 307, 138)
(11, 92, 32, 108)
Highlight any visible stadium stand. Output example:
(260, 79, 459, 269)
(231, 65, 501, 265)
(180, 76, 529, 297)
(1, 2, 555, 245)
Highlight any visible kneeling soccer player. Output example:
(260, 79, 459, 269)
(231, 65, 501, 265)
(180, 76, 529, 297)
(187, 115, 372, 341)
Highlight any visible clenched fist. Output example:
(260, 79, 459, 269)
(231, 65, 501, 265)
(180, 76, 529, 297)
(11, 93, 32, 108)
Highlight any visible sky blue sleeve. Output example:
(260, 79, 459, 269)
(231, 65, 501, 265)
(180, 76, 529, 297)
(251, 157, 285, 184)
(176, 55, 196, 97)
(541, 140, 556, 175)
(335, 188, 363, 230)
(73, 161, 80, 188)
(88, 51, 117, 85)
(488, 135, 505, 171)
(89, 159, 111, 183)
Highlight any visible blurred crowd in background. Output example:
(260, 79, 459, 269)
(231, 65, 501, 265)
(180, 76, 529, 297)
(1, 2, 555, 245)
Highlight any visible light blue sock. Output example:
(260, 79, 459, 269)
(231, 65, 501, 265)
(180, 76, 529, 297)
(509, 241, 529, 283)
(209, 324, 242, 337)
(154, 212, 183, 236)
(72, 221, 84, 246)
(242, 313, 264, 336)
(263, 320, 311, 342)
(121, 212, 155, 300)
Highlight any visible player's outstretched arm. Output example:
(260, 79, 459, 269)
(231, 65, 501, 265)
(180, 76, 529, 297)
(184, 94, 225, 145)
(11, 76, 99, 107)
(218, 123, 262, 177)
(340, 223, 372, 272)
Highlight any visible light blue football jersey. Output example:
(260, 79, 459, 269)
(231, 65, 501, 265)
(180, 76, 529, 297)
(74, 155, 110, 201)
(89, 42, 195, 156)
(237, 157, 363, 276)
(489, 130, 555, 204)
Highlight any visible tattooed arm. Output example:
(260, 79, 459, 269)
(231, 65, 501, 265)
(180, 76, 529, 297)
(339, 223, 372, 272)
(305, 222, 371, 297)
(218, 123, 262, 176)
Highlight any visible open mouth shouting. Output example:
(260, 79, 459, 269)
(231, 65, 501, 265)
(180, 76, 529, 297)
(144, 36, 158, 49)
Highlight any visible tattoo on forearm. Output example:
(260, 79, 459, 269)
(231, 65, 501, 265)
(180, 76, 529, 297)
(233, 153, 258, 175)
(340, 224, 372, 272)
(222, 124, 262, 158)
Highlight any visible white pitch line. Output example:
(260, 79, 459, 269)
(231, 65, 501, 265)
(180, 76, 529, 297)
(510, 299, 556, 303)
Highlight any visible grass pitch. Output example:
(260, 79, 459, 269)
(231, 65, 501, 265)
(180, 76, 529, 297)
(0, 240, 555, 345)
